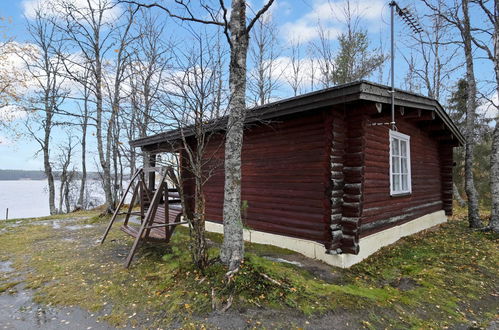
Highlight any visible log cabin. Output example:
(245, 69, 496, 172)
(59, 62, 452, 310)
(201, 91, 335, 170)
(130, 80, 463, 268)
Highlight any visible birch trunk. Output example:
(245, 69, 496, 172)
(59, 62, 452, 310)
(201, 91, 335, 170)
(42, 51, 56, 215)
(453, 183, 466, 207)
(43, 117, 56, 215)
(77, 94, 88, 209)
(64, 176, 71, 213)
(489, 1, 499, 233)
(193, 172, 208, 269)
(94, 48, 113, 213)
(220, 0, 249, 270)
(461, 0, 481, 228)
(58, 180, 64, 214)
(491, 123, 499, 232)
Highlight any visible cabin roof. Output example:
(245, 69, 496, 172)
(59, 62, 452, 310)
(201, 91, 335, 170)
(130, 80, 465, 148)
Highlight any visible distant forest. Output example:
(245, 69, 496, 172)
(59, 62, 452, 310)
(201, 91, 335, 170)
(0, 169, 102, 181)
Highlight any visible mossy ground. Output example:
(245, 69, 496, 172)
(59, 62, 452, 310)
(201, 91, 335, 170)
(0, 207, 497, 328)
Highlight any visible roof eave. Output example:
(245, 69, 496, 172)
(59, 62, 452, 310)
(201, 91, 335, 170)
(358, 82, 465, 145)
(130, 80, 465, 148)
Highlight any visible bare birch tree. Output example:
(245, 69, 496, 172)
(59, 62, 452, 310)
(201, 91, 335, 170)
(57, 0, 135, 213)
(402, 0, 459, 100)
(287, 41, 304, 96)
(312, 24, 336, 88)
(422, 0, 481, 227)
(468, 0, 499, 232)
(124, 0, 276, 271)
(123, 11, 171, 176)
(22, 8, 68, 215)
(103, 6, 138, 208)
(154, 31, 227, 269)
(75, 64, 92, 209)
(56, 136, 76, 213)
(248, 11, 281, 106)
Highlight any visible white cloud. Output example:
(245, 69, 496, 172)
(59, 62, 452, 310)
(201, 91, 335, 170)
(0, 134, 14, 146)
(478, 92, 499, 121)
(22, 0, 121, 23)
(0, 105, 27, 122)
(254, 56, 327, 90)
(0, 42, 87, 116)
(281, 0, 386, 44)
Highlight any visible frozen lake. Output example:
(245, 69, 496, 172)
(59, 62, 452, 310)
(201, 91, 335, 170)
(0, 180, 105, 220)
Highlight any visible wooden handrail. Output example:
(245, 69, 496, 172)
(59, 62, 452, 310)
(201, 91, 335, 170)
(145, 221, 188, 229)
(101, 168, 143, 244)
(124, 172, 168, 268)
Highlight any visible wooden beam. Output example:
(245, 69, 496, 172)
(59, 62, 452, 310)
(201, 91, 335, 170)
(431, 130, 453, 138)
(422, 122, 445, 131)
(401, 109, 422, 119)
(405, 111, 436, 121)
(148, 154, 156, 191)
(439, 140, 460, 147)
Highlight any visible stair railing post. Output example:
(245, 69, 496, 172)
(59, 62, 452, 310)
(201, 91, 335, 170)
(124, 171, 167, 268)
(101, 169, 142, 244)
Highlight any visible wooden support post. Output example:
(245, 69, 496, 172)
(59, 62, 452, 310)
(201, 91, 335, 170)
(139, 178, 144, 223)
(148, 153, 156, 192)
(164, 182, 169, 240)
(5, 208, 8, 221)
(101, 169, 142, 244)
(125, 174, 167, 268)
(123, 184, 139, 227)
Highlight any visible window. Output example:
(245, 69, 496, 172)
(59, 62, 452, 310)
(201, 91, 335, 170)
(389, 130, 411, 195)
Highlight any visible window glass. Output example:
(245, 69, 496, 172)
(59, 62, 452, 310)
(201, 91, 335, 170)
(401, 157, 407, 173)
(392, 138, 399, 156)
(389, 131, 411, 195)
(400, 140, 407, 156)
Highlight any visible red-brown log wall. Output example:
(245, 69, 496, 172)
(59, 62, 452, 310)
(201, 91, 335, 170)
(201, 111, 332, 245)
(178, 104, 455, 253)
(361, 114, 447, 237)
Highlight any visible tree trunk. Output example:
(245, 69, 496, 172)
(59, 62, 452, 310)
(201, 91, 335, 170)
(220, 0, 249, 271)
(92, 28, 113, 213)
(43, 85, 56, 215)
(489, 1, 499, 233)
(77, 102, 88, 209)
(44, 146, 56, 215)
(491, 122, 499, 232)
(453, 182, 466, 207)
(58, 179, 64, 214)
(192, 176, 207, 269)
(64, 176, 71, 213)
(461, 0, 481, 228)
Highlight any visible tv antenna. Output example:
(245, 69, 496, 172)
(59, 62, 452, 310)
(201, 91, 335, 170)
(389, 1, 423, 130)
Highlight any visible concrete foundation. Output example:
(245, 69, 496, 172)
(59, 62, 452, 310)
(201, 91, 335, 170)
(202, 210, 447, 268)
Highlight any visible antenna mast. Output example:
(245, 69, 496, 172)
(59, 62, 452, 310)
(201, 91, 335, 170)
(388, 1, 423, 131)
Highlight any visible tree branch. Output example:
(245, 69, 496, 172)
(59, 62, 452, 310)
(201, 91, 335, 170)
(246, 0, 275, 33)
(120, 1, 225, 27)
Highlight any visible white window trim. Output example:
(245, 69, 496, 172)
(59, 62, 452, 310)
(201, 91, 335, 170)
(389, 130, 412, 196)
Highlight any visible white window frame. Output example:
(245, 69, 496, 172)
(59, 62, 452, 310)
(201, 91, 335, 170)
(389, 130, 412, 196)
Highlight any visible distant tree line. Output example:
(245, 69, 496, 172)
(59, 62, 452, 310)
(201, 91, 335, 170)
(0, 169, 107, 181)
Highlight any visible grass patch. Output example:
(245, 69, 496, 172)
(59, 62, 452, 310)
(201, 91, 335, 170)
(0, 281, 21, 293)
(0, 209, 497, 328)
